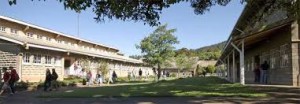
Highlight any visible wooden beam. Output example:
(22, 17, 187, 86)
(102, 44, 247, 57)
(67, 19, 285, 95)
(56, 34, 60, 38)
(23, 26, 29, 32)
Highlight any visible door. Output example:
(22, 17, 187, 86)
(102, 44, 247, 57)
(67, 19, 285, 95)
(64, 59, 71, 76)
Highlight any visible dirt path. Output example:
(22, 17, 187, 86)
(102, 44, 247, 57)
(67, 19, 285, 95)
(1, 84, 299, 104)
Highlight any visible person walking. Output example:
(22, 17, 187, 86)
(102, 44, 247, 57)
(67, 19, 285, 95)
(138, 69, 143, 80)
(51, 68, 59, 91)
(260, 61, 269, 84)
(96, 71, 103, 86)
(0, 67, 12, 95)
(86, 70, 92, 86)
(112, 71, 117, 82)
(9, 67, 19, 94)
(107, 69, 114, 84)
(44, 69, 52, 91)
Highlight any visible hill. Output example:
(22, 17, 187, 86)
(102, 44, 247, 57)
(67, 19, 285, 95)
(175, 41, 226, 60)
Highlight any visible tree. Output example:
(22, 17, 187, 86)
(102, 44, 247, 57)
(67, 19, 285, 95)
(129, 55, 143, 60)
(137, 24, 179, 80)
(206, 65, 216, 74)
(98, 61, 109, 78)
(175, 53, 187, 78)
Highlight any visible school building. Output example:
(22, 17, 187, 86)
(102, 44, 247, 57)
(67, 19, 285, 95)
(0, 15, 152, 82)
(216, 1, 300, 86)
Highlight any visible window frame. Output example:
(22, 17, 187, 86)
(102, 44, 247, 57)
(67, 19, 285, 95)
(33, 54, 42, 64)
(10, 28, 18, 35)
(45, 55, 52, 64)
(23, 53, 30, 64)
(0, 26, 6, 32)
(26, 32, 34, 38)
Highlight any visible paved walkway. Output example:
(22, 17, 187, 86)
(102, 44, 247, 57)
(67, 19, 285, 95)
(0, 84, 299, 104)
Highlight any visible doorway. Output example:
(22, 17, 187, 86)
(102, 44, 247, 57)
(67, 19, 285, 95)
(64, 59, 71, 77)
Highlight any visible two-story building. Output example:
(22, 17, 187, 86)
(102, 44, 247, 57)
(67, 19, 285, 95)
(0, 15, 153, 82)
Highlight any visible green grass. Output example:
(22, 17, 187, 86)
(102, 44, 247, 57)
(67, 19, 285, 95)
(39, 77, 267, 98)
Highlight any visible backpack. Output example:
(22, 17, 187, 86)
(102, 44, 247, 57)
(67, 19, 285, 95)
(15, 74, 20, 81)
(52, 73, 58, 80)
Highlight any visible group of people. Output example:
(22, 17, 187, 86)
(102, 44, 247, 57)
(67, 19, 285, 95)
(44, 68, 59, 91)
(81, 69, 118, 86)
(253, 61, 269, 84)
(128, 69, 151, 81)
(0, 66, 19, 95)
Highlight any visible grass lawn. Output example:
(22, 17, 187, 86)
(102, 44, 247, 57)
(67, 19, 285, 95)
(39, 77, 267, 98)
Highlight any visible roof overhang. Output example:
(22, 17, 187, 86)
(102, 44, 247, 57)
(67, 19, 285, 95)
(216, 19, 294, 66)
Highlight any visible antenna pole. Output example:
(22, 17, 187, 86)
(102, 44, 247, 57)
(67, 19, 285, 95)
(77, 13, 80, 37)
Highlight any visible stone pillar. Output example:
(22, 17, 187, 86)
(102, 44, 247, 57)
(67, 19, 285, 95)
(291, 21, 300, 86)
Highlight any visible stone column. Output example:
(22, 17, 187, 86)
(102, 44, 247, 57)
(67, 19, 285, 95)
(291, 21, 300, 86)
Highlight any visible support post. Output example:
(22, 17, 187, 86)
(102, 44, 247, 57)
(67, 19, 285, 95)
(227, 56, 230, 81)
(231, 40, 245, 85)
(232, 50, 236, 82)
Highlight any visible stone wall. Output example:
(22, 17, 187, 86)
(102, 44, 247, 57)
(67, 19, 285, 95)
(20, 48, 64, 82)
(244, 26, 293, 85)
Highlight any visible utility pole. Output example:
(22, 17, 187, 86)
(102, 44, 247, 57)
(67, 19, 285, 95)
(77, 13, 80, 37)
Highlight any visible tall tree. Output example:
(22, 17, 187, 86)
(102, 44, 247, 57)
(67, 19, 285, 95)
(137, 24, 179, 79)
(175, 53, 198, 78)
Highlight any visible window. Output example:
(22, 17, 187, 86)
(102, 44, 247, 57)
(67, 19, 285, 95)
(33, 54, 41, 64)
(280, 44, 289, 68)
(26, 32, 34, 38)
(10, 28, 18, 34)
(56, 40, 62, 43)
(23, 53, 30, 63)
(54, 56, 61, 65)
(0, 26, 5, 32)
(270, 49, 279, 69)
(45, 55, 52, 64)
(37, 35, 43, 40)
(46, 37, 51, 41)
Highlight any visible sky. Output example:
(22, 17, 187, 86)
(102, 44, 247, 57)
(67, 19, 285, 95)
(0, 0, 245, 56)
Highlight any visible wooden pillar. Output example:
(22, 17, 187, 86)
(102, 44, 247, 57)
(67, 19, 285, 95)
(232, 50, 236, 82)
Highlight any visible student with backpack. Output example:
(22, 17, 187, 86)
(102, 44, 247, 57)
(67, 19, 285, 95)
(9, 66, 19, 94)
(0, 67, 12, 95)
(51, 68, 59, 91)
(44, 69, 52, 91)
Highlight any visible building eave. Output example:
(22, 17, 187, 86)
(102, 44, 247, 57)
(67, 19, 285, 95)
(0, 15, 119, 51)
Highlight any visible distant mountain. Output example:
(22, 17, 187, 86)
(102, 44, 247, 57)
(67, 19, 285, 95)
(195, 41, 226, 52)
(175, 41, 226, 60)
(131, 41, 226, 61)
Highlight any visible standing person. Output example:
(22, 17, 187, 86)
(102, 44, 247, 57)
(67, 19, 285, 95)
(44, 69, 52, 92)
(9, 67, 19, 94)
(138, 69, 143, 80)
(112, 71, 117, 82)
(96, 71, 103, 86)
(260, 61, 269, 84)
(107, 69, 113, 84)
(51, 68, 59, 91)
(253, 63, 260, 83)
(127, 71, 131, 81)
(86, 70, 92, 86)
(0, 67, 12, 95)
(80, 69, 87, 85)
